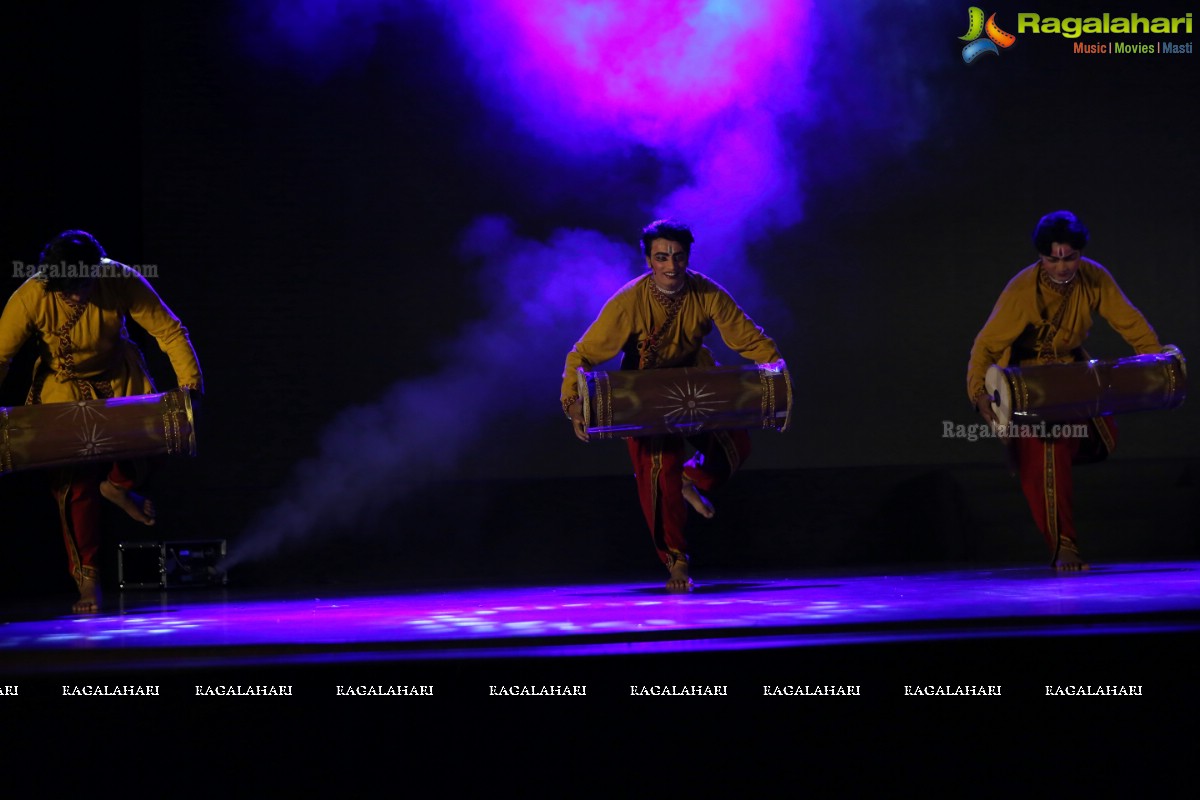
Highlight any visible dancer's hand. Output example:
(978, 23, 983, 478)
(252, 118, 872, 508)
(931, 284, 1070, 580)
(568, 399, 589, 442)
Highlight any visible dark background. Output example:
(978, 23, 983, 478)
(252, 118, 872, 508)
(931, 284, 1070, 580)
(2, 1, 1196, 594)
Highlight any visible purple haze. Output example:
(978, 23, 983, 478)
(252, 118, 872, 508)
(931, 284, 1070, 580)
(228, 1, 937, 567)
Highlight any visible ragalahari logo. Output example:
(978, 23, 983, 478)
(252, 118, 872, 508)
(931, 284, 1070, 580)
(960, 7, 1017, 63)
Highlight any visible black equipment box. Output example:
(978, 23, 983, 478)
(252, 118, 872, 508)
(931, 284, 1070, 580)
(118, 540, 227, 589)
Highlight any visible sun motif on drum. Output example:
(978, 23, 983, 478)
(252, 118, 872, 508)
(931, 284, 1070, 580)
(76, 422, 116, 457)
(655, 380, 729, 432)
(57, 400, 108, 424)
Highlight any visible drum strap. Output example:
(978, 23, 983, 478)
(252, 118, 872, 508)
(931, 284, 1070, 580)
(1079, 344, 1118, 456)
(1035, 275, 1076, 362)
(1092, 416, 1116, 455)
(639, 283, 685, 370)
(29, 297, 113, 404)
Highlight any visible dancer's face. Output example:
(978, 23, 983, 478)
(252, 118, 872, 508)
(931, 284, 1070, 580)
(646, 238, 689, 293)
(1040, 242, 1081, 285)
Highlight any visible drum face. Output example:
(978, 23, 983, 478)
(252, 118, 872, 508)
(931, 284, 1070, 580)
(0, 389, 195, 475)
(988, 350, 1187, 426)
(578, 360, 791, 440)
(985, 365, 1014, 428)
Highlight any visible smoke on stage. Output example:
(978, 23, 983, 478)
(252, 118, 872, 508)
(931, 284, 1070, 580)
(224, 0, 944, 569)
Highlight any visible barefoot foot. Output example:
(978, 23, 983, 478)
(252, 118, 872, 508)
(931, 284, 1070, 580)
(100, 480, 156, 525)
(1052, 541, 1089, 572)
(666, 558, 694, 592)
(73, 574, 102, 613)
(681, 476, 714, 519)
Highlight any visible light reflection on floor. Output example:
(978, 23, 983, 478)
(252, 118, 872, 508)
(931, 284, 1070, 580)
(2, 562, 1197, 666)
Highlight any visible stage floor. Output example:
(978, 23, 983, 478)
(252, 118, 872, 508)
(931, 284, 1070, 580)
(3, 561, 1198, 685)
(4, 559, 1197, 774)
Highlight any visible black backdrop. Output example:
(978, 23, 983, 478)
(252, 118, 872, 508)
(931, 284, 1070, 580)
(4, 2, 1196, 588)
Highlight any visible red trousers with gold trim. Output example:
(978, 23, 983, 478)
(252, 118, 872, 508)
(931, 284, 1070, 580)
(52, 462, 138, 584)
(1013, 418, 1116, 560)
(626, 429, 751, 568)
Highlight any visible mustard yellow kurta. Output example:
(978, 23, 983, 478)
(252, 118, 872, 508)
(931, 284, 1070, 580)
(0, 261, 203, 401)
(564, 270, 781, 571)
(966, 258, 1160, 401)
(561, 271, 781, 404)
(967, 257, 1162, 562)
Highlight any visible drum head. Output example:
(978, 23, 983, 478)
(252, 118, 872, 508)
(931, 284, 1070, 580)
(984, 365, 1011, 432)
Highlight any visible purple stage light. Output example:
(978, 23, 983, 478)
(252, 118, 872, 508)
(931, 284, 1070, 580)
(5, 564, 1199, 669)
(446, 1, 814, 147)
(225, 1, 941, 567)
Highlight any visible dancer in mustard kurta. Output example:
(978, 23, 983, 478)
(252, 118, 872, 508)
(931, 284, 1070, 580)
(0, 230, 202, 611)
(562, 220, 782, 591)
(967, 211, 1162, 570)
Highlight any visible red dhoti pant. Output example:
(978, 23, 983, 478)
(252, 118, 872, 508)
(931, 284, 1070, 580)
(52, 461, 140, 588)
(1012, 417, 1116, 562)
(626, 429, 752, 569)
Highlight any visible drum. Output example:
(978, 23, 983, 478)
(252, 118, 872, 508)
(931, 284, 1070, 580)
(0, 389, 195, 475)
(985, 346, 1187, 428)
(577, 359, 792, 440)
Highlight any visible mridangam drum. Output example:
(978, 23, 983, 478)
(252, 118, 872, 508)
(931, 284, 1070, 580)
(577, 359, 792, 440)
(0, 389, 195, 475)
(985, 346, 1187, 427)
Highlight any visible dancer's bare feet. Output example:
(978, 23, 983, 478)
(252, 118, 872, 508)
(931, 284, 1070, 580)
(666, 558, 694, 592)
(73, 573, 101, 613)
(1053, 541, 1089, 572)
(100, 479, 156, 526)
(681, 476, 714, 519)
